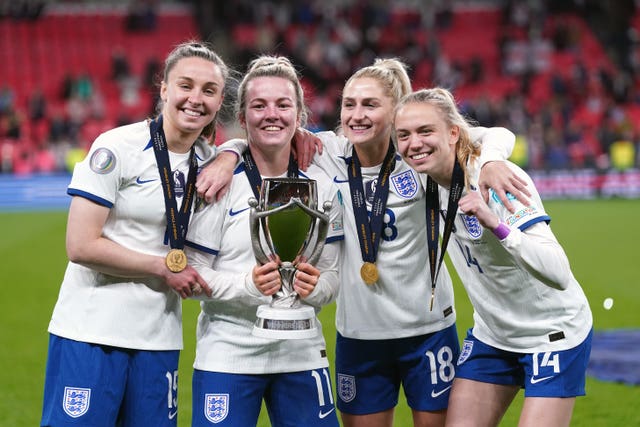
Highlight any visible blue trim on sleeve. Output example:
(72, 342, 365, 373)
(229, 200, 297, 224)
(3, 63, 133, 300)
(143, 139, 153, 150)
(326, 235, 344, 244)
(518, 215, 551, 232)
(67, 188, 114, 208)
(185, 240, 219, 256)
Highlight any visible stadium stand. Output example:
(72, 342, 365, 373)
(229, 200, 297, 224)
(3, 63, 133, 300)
(0, 1, 198, 174)
(1, 0, 639, 181)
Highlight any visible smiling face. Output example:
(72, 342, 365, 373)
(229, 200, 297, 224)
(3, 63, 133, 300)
(394, 101, 459, 185)
(240, 75, 300, 152)
(340, 77, 394, 150)
(160, 56, 225, 140)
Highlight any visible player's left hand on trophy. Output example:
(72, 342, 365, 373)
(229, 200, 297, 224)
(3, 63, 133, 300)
(292, 262, 320, 298)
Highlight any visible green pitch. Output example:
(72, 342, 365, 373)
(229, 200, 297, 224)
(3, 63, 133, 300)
(1, 199, 639, 426)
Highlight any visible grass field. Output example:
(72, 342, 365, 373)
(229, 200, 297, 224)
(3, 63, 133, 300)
(1, 199, 639, 426)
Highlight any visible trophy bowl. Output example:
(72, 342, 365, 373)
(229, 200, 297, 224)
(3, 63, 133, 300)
(249, 178, 332, 339)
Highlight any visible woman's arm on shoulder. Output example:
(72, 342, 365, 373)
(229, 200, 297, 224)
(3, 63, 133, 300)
(471, 127, 531, 211)
(196, 139, 245, 203)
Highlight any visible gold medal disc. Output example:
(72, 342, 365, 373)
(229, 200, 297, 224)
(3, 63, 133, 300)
(360, 262, 379, 285)
(166, 249, 187, 273)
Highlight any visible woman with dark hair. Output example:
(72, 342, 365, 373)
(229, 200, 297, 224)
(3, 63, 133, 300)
(41, 41, 230, 427)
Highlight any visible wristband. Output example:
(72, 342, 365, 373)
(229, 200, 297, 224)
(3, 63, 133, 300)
(492, 222, 511, 240)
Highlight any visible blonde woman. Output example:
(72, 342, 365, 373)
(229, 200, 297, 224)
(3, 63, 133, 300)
(395, 87, 592, 427)
(185, 56, 343, 427)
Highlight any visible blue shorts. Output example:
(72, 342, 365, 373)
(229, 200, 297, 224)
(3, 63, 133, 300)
(192, 368, 339, 427)
(41, 334, 180, 427)
(455, 328, 593, 397)
(335, 324, 460, 415)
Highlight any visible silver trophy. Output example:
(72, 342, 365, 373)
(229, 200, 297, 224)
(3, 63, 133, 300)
(249, 178, 332, 339)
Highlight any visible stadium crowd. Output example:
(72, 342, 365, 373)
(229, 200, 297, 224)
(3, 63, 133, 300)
(1, 0, 639, 174)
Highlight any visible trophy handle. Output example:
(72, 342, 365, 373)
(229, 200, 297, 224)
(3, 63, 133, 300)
(249, 197, 271, 265)
(292, 199, 332, 265)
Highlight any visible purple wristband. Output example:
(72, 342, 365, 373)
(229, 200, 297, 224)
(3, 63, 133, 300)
(492, 222, 511, 240)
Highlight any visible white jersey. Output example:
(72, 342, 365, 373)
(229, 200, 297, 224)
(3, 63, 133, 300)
(440, 160, 592, 352)
(185, 161, 344, 374)
(315, 132, 456, 340)
(48, 120, 216, 351)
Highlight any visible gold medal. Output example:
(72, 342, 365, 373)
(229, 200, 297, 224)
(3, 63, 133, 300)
(360, 262, 379, 285)
(166, 249, 187, 273)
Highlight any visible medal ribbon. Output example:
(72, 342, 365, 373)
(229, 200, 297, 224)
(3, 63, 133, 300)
(149, 115, 198, 250)
(347, 141, 396, 265)
(426, 155, 465, 310)
(242, 148, 299, 199)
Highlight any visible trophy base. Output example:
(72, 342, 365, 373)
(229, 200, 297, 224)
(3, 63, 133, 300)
(252, 304, 317, 340)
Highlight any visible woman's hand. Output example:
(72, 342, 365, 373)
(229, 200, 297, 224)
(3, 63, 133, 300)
(293, 128, 322, 171)
(479, 161, 530, 212)
(293, 262, 321, 299)
(252, 260, 282, 296)
(196, 151, 238, 203)
(458, 191, 501, 230)
(162, 264, 212, 299)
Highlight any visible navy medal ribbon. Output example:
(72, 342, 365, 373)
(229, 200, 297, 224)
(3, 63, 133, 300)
(347, 141, 396, 285)
(150, 115, 198, 272)
(425, 155, 464, 310)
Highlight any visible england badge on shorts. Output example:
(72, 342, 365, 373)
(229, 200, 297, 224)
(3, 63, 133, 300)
(337, 373, 356, 403)
(205, 393, 229, 424)
(391, 170, 418, 199)
(458, 339, 474, 365)
(63, 386, 91, 418)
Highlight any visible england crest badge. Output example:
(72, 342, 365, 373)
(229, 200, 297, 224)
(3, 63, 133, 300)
(63, 386, 91, 418)
(205, 393, 229, 424)
(460, 214, 483, 239)
(458, 339, 474, 365)
(391, 170, 418, 199)
(337, 373, 356, 403)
